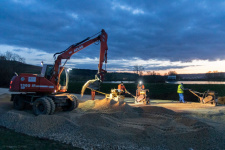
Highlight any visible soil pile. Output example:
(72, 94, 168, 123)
(78, 98, 132, 112)
(0, 94, 225, 149)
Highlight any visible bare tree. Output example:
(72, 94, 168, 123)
(147, 71, 161, 76)
(133, 65, 144, 76)
(5, 51, 13, 61)
(205, 70, 224, 80)
(147, 71, 156, 75)
(0, 54, 6, 60)
(2, 51, 25, 63)
(168, 71, 177, 75)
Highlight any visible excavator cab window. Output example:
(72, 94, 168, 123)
(59, 68, 69, 90)
(45, 65, 54, 80)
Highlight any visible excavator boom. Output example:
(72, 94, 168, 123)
(51, 29, 108, 92)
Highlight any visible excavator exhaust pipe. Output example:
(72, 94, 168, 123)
(81, 79, 101, 97)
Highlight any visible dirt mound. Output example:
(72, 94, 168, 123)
(78, 98, 132, 112)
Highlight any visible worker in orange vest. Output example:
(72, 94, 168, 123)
(137, 81, 145, 96)
(118, 81, 126, 95)
(91, 90, 95, 100)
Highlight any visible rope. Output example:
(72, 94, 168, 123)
(125, 90, 136, 98)
(87, 87, 108, 95)
(87, 87, 136, 98)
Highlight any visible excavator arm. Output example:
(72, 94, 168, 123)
(50, 29, 108, 92)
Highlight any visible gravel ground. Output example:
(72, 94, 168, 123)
(0, 90, 225, 149)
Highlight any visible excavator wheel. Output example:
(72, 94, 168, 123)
(33, 98, 51, 116)
(13, 95, 25, 110)
(62, 95, 79, 111)
(45, 97, 56, 115)
(72, 95, 79, 109)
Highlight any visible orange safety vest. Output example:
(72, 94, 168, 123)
(91, 90, 95, 100)
(118, 84, 126, 91)
(137, 84, 145, 89)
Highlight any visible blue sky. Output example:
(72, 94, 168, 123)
(1, 0, 225, 74)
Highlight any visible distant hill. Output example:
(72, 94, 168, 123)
(0, 60, 140, 87)
(179, 73, 225, 81)
(0, 60, 42, 87)
(179, 73, 206, 80)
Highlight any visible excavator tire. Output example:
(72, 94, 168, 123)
(72, 95, 79, 109)
(33, 98, 51, 116)
(45, 97, 56, 115)
(13, 95, 25, 110)
(62, 95, 79, 111)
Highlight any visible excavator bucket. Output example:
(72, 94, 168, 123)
(81, 79, 101, 97)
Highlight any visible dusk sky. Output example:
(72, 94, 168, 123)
(1, 0, 225, 74)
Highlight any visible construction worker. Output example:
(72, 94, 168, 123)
(137, 81, 145, 90)
(118, 81, 126, 95)
(177, 83, 187, 103)
(91, 90, 95, 100)
(137, 81, 145, 96)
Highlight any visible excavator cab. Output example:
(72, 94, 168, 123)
(41, 64, 53, 79)
(41, 64, 69, 91)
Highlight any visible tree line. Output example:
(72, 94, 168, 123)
(0, 51, 25, 63)
(0, 51, 26, 87)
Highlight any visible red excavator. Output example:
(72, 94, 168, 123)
(9, 29, 108, 115)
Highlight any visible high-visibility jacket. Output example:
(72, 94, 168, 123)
(177, 84, 184, 93)
(91, 90, 95, 100)
(118, 84, 126, 92)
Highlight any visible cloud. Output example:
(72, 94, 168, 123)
(1, 44, 225, 74)
(1, 0, 225, 72)
(111, 2, 145, 15)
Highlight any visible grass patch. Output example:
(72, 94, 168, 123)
(68, 82, 225, 101)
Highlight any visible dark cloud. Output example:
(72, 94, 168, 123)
(1, 0, 225, 65)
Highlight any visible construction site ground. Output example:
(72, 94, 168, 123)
(0, 88, 225, 150)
